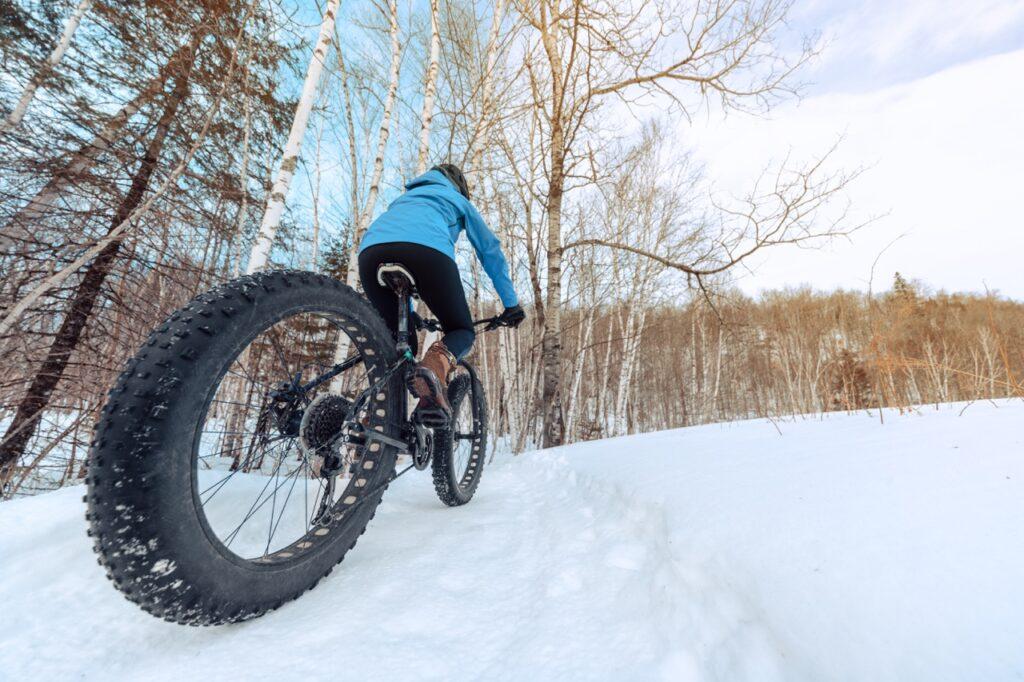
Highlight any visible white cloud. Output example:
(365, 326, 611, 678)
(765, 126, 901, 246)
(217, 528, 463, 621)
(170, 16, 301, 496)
(792, 0, 1024, 91)
(684, 48, 1024, 298)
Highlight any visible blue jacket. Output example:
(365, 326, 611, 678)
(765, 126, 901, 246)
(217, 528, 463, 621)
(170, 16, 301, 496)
(359, 170, 519, 308)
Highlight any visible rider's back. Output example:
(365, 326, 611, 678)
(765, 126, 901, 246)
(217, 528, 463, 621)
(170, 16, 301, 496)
(359, 169, 517, 308)
(360, 169, 471, 261)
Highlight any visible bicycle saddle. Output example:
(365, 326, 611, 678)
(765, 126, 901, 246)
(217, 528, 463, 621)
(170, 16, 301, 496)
(376, 262, 417, 295)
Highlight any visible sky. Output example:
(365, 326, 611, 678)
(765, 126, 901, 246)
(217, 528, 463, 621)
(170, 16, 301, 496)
(683, 0, 1024, 299)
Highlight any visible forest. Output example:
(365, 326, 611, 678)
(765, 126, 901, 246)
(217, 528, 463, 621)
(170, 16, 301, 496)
(1, 0, 1021, 498)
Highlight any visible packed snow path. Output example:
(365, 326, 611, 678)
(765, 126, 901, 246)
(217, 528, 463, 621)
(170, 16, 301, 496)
(2, 401, 1023, 680)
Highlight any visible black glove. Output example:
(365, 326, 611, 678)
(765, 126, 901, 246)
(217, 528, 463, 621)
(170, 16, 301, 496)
(499, 304, 526, 328)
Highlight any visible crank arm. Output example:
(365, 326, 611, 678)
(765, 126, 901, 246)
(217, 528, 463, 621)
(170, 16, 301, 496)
(363, 428, 410, 453)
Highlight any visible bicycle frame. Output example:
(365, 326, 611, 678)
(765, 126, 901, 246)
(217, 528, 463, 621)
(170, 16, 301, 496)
(324, 278, 497, 462)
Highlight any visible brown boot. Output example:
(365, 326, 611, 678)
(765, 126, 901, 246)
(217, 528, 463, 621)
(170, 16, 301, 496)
(409, 340, 456, 422)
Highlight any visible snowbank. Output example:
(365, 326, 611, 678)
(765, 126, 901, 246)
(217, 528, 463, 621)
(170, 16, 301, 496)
(1, 401, 1022, 680)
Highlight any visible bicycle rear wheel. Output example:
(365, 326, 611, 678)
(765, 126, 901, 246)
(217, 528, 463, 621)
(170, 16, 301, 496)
(86, 270, 403, 625)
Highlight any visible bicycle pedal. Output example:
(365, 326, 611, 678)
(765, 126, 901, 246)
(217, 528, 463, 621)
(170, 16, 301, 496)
(413, 406, 450, 428)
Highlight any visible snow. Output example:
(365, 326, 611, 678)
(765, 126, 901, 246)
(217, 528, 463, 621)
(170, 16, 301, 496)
(2, 400, 1022, 680)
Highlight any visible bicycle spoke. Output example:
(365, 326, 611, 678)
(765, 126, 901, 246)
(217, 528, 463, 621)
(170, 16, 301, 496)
(265, 439, 288, 553)
(223, 440, 297, 548)
(194, 309, 384, 561)
(197, 435, 288, 462)
(199, 437, 289, 501)
(266, 451, 306, 555)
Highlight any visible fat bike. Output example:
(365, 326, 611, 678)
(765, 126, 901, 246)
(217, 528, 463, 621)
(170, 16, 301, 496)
(85, 266, 504, 625)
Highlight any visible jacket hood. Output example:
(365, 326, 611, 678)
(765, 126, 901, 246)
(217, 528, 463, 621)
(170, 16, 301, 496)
(405, 169, 456, 192)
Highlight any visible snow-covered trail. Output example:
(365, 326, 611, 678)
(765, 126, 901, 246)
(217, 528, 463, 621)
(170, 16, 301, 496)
(2, 401, 1023, 680)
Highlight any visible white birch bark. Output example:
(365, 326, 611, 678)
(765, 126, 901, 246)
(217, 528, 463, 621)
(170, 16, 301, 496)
(0, 0, 93, 133)
(330, 0, 402, 392)
(595, 313, 615, 435)
(414, 0, 440, 176)
(342, 0, 401, 288)
(564, 306, 593, 439)
(709, 323, 723, 419)
(613, 302, 647, 435)
(335, 44, 361, 242)
(467, 0, 507, 177)
(309, 119, 324, 269)
(246, 0, 341, 274)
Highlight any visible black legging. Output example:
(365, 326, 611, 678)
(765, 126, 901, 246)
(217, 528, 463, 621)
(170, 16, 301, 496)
(358, 242, 475, 359)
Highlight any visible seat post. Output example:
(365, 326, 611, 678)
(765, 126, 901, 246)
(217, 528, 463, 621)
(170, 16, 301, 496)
(376, 263, 418, 361)
(395, 289, 413, 359)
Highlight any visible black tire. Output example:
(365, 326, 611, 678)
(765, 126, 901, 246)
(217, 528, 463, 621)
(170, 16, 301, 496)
(432, 367, 487, 506)
(85, 270, 403, 625)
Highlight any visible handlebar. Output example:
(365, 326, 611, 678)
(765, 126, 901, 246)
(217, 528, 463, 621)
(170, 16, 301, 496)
(413, 314, 506, 333)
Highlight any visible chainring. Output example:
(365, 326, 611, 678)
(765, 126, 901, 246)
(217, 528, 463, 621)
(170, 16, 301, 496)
(412, 425, 432, 470)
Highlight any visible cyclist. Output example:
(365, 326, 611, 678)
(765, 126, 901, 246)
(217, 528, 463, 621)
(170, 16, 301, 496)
(358, 163, 524, 420)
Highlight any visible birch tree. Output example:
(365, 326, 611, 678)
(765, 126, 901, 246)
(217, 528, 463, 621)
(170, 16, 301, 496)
(0, 0, 93, 134)
(415, 0, 441, 176)
(512, 0, 850, 446)
(246, 0, 341, 274)
(327, 0, 403, 390)
(466, 0, 508, 178)
(343, 0, 402, 288)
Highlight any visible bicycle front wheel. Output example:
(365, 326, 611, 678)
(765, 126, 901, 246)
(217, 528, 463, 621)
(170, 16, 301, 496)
(432, 368, 488, 506)
(86, 270, 403, 625)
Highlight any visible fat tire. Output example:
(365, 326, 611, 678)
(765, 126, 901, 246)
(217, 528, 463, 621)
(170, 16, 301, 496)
(431, 370, 487, 506)
(85, 270, 402, 625)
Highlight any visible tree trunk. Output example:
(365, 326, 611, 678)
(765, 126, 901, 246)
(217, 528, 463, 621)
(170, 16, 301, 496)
(538, 1, 566, 447)
(0, 0, 93, 133)
(0, 50, 195, 489)
(540, 140, 565, 446)
(343, 0, 401, 289)
(330, 0, 401, 392)
(466, 0, 507, 184)
(229, 44, 255, 278)
(414, 0, 440, 176)
(246, 0, 341, 274)
(565, 305, 594, 440)
(338, 45, 360, 239)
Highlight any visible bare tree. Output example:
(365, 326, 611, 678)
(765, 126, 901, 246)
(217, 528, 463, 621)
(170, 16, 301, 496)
(344, 0, 403, 288)
(0, 35, 201, 485)
(0, 0, 93, 133)
(512, 0, 830, 446)
(1, 39, 197, 258)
